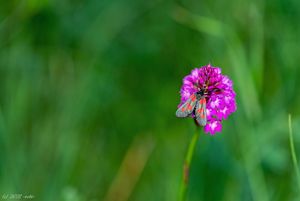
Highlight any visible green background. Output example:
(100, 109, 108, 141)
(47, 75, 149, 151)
(0, 0, 300, 200)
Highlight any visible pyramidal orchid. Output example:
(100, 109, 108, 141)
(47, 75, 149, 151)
(176, 64, 237, 135)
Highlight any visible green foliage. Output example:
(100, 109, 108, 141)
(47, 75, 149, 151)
(0, 0, 300, 200)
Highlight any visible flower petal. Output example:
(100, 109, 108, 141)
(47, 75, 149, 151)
(204, 120, 222, 135)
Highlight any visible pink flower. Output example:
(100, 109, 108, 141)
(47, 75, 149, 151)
(178, 64, 237, 135)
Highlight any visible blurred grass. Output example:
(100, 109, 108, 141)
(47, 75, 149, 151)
(0, 0, 300, 201)
(288, 114, 300, 192)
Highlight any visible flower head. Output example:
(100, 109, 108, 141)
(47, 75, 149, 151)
(178, 64, 237, 135)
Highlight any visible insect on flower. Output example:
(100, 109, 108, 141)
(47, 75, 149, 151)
(176, 89, 207, 126)
(176, 64, 237, 135)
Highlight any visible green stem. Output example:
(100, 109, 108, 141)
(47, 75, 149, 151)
(179, 128, 200, 201)
(288, 114, 300, 191)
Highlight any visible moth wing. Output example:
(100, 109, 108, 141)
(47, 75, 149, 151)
(176, 94, 197, 118)
(196, 98, 207, 126)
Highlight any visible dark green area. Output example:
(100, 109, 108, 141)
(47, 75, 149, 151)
(0, 0, 300, 200)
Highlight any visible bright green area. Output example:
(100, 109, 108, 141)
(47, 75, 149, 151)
(0, 0, 300, 201)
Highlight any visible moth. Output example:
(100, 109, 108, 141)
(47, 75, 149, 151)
(176, 90, 207, 126)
